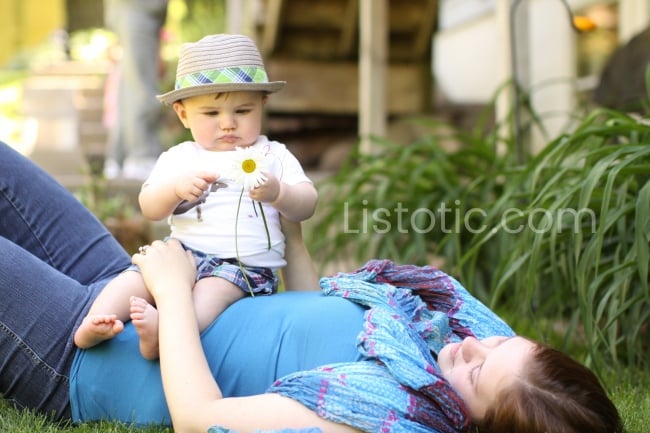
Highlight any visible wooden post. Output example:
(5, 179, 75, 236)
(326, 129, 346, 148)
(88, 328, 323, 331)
(359, 0, 387, 154)
(496, 0, 530, 161)
(226, 0, 243, 34)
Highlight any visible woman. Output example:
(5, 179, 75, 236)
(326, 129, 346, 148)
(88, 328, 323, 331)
(0, 141, 622, 433)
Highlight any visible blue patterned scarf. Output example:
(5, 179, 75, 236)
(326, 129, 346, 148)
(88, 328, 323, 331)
(211, 260, 514, 433)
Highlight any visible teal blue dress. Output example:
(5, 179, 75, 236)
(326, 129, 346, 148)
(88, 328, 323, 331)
(69, 292, 365, 425)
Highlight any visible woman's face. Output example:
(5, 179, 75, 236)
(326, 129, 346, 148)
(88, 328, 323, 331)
(438, 336, 535, 420)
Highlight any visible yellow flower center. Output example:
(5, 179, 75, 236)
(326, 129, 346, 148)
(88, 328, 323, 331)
(242, 159, 257, 173)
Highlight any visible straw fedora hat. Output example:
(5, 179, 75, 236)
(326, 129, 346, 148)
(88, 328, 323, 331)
(157, 34, 285, 105)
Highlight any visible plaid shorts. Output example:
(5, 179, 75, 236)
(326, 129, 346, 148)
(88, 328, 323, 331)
(126, 244, 278, 296)
(192, 247, 278, 295)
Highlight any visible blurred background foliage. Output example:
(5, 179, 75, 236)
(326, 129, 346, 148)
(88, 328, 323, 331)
(0, 0, 225, 147)
(0, 0, 225, 66)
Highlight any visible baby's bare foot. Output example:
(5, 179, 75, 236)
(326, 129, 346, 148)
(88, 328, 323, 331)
(130, 296, 160, 360)
(74, 314, 124, 348)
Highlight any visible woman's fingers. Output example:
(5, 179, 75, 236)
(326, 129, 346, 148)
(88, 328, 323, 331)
(132, 239, 196, 299)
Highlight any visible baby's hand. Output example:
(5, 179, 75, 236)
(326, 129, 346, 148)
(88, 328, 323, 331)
(249, 172, 280, 203)
(175, 171, 219, 202)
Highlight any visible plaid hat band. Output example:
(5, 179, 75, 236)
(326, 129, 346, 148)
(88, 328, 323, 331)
(175, 66, 270, 90)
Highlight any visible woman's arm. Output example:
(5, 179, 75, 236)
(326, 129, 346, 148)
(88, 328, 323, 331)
(132, 240, 358, 433)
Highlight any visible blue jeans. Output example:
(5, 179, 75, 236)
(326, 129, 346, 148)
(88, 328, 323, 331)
(0, 142, 131, 420)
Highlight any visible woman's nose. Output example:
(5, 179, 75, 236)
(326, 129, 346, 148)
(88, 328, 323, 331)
(462, 337, 488, 362)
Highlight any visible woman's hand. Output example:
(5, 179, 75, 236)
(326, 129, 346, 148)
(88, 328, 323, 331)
(132, 239, 196, 302)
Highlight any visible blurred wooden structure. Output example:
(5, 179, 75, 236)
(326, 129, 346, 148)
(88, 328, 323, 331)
(228, 0, 439, 153)
(251, 0, 438, 115)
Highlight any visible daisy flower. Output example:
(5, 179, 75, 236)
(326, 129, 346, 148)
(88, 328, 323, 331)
(229, 146, 269, 191)
(228, 145, 272, 295)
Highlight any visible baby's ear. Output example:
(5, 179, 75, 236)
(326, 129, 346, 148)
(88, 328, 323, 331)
(172, 101, 190, 127)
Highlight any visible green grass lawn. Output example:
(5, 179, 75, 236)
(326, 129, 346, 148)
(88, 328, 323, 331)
(0, 399, 172, 433)
(609, 371, 650, 433)
(2, 370, 649, 433)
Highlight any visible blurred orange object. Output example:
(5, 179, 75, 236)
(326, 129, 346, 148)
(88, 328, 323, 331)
(573, 15, 597, 32)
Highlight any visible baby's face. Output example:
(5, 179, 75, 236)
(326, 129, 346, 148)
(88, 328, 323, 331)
(173, 91, 267, 151)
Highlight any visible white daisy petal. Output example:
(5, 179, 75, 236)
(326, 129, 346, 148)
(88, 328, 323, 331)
(256, 173, 268, 187)
(229, 146, 269, 191)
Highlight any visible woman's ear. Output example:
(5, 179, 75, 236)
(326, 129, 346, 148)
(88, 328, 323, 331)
(172, 101, 190, 128)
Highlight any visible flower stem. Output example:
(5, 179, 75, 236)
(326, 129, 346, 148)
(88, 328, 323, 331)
(258, 201, 271, 250)
(235, 187, 254, 296)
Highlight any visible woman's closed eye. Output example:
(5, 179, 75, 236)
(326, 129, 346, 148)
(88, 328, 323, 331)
(469, 363, 482, 387)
